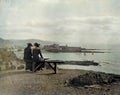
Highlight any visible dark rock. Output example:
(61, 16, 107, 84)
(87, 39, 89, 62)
(65, 72, 120, 87)
(62, 61, 99, 66)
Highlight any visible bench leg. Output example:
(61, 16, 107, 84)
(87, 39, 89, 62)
(54, 63, 57, 74)
(33, 62, 45, 72)
(47, 63, 57, 74)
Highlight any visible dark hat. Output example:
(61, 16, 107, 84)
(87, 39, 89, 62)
(34, 43, 40, 47)
(27, 43, 32, 47)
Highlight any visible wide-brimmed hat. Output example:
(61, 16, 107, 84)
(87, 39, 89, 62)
(34, 43, 40, 47)
(27, 43, 32, 47)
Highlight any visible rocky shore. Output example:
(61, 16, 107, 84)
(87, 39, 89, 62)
(0, 69, 120, 95)
(62, 61, 99, 66)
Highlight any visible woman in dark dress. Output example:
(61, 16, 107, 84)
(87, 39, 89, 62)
(33, 43, 44, 71)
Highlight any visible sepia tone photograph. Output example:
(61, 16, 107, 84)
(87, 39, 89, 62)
(0, 0, 120, 95)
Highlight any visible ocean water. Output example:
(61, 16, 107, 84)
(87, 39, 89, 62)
(15, 48, 120, 74)
(43, 50, 120, 74)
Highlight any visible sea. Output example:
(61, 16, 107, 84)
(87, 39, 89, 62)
(15, 44, 120, 75)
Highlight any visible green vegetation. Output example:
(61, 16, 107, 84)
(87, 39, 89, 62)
(0, 48, 17, 70)
(0, 48, 10, 69)
(0, 48, 10, 62)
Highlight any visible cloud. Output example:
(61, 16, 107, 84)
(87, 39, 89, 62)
(0, 0, 120, 45)
(39, 0, 60, 3)
(23, 16, 119, 35)
(14, 16, 118, 44)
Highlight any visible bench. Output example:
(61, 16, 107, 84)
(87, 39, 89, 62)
(32, 59, 64, 74)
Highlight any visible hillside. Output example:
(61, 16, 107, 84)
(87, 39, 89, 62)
(0, 38, 11, 48)
(10, 39, 55, 47)
(0, 38, 55, 48)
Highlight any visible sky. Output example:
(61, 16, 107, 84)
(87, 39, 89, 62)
(0, 0, 120, 46)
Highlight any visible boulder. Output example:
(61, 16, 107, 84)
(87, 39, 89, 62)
(65, 72, 120, 87)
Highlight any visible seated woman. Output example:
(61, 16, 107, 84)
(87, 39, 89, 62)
(33, 43, 44, 71)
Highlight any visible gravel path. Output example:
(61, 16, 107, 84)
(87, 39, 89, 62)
(0, 70, 54, 95)
(0, 70, 120, 95)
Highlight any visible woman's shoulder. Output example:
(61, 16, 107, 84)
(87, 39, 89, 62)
(32, 46, 40, 50)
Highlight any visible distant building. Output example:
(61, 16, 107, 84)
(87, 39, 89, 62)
(43, 44, 82, 52)
(43, 44, 62, 52)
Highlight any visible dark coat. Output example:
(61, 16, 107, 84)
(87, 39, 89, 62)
(24, 47, 32, 61)
(24, 46, 33, 70)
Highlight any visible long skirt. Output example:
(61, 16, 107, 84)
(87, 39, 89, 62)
(34, 60, 45, 71)
(25, 60, 33, 71)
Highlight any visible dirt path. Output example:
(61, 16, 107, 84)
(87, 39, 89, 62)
(0, 70, 120, 95)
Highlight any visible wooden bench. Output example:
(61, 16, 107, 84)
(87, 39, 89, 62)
(32, 60, 64, 74)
